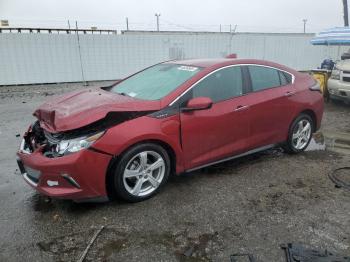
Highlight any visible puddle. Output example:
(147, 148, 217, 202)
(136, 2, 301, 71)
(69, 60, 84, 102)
(95, 229, 222, 261)
(313, 131, 350, 154)
(306, 137, 326, 151)
(102, 239, 128, 257)
(305, 132, 326, 151)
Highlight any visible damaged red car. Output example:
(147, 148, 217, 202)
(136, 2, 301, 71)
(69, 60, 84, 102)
(17, 58, 324, 202)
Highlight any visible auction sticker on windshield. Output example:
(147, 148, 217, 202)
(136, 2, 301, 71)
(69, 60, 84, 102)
(177, 65, 199, 72)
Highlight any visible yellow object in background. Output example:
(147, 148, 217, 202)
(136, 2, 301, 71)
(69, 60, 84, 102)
(311, 70, 330, 99)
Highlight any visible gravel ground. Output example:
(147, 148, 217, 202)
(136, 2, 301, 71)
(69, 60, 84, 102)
(322, 100, 350, 134)
(0, 82, 349, 262)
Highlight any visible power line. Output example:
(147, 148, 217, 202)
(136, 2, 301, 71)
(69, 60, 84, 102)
(161, 18, 195, 31)
(1, 18, 327, 33)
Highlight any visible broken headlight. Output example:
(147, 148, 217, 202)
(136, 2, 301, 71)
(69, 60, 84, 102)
(56, 131, 105, 155)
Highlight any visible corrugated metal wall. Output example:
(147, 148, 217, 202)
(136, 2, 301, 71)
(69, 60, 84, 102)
(0, 32, 346, 85)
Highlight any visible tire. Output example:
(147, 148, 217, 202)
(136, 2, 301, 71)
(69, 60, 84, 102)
(112, 143, 170, 202)
(283, 113, 314, 154)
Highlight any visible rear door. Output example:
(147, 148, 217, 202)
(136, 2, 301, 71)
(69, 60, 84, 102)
(245, 65, 296, 149)
(179, 66, 251, 170)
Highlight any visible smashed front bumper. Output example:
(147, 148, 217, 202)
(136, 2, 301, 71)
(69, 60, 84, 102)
(17, 139, 112, 202)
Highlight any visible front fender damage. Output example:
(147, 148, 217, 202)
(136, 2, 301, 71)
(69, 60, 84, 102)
(25, 110, 156, 158)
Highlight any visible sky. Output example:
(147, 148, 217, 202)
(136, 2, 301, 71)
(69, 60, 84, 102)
(0, 0, 346, 33)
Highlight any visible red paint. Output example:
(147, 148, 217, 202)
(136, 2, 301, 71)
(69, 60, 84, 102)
(19, 148, 111, 199)
(17, 58, 324, 201)
(34, 88, 161, 132)
(181, 97, 250, 168)
(226, 53, 237, 59)
(185, 97, 213, 111)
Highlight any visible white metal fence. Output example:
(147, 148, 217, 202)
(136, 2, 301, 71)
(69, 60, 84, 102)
(0, 31, 346, 85)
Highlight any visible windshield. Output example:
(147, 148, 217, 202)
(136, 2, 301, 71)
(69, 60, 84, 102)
(110, 64, 202, 100)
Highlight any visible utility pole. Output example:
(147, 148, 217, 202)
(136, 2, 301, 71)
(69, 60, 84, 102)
(155, 13, 161, 31)
(343, 0, 349, 26)
(126, 17, 129, 31)
(75, 21, 87, 86)
(220, 24, 222, 32)
(302, 19, 307, 33)
(233, 24, 238, 33)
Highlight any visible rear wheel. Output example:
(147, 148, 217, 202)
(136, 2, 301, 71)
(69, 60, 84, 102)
(112, 143, 170, 202)
(283, 114, 313, 154)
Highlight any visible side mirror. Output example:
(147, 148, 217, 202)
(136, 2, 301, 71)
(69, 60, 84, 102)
(182, 97, 213, 112)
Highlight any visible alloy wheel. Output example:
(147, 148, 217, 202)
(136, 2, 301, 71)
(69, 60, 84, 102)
(292, 119, 312, 150)
(123, 151, 165, 197)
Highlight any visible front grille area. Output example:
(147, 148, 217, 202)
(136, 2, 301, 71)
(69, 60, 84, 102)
(343, 71, 350, 74)
(343, 77, 350, 82)
(24, 165, 41, 184)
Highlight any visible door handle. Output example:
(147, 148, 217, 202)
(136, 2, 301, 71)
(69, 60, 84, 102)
(234, 105, 249, 112)
(284, 91, 295, 97)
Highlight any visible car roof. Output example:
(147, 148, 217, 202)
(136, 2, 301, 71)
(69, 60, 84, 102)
(168, 58, 235, 67)
(167, 58, 297, 73)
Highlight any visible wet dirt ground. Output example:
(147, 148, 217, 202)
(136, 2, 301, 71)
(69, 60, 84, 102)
(0, 82, 350, 262)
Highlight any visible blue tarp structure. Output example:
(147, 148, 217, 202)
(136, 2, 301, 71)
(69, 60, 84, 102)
(311, 27, 350, 45)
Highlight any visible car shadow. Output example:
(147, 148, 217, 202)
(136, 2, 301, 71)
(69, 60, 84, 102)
(169, 147, 284, 183)
(26, 147, 285, 212)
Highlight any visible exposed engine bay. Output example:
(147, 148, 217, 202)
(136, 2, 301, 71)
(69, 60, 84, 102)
(23, 120, 104, 158)
(23, 111, 154, 158)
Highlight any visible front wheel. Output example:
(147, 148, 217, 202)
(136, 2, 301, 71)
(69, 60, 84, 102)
(112, 143, 170, 202)
(283, 114, 313, 154)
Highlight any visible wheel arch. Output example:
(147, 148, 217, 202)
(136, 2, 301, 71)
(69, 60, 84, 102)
(105, 139, 178, 200)
(283, 109, 316, 154)
(298, 109, 317, 132)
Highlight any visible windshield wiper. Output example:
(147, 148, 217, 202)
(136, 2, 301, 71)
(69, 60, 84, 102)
(118, 92, 131, 97)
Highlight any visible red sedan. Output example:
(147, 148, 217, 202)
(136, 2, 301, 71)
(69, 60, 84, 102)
(17, 58, 323, 202)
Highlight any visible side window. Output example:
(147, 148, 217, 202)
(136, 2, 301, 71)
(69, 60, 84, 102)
(279, 71, 288, 86)
(192, 66, 243, 103)
(248, 66, 281, 91)
(283, 72, 293, 84)
(279, 71, 293, 86)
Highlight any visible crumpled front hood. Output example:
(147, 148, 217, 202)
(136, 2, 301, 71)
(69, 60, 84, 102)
(33, 88, 161, 133)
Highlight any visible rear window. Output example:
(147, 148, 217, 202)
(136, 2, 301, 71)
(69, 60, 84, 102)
(248, 66, 281, 91)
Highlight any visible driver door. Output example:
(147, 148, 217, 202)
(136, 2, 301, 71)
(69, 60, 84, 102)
(179, 66, 251, 170)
